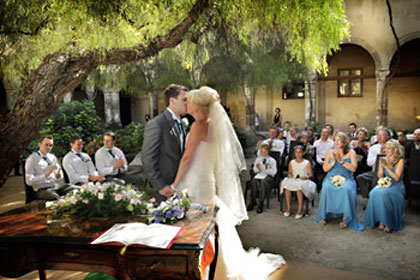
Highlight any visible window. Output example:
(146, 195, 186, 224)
(282, 82, 305, 99)
(338, 68, 363, 97)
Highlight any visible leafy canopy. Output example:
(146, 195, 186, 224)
(1, 0, 349, 84)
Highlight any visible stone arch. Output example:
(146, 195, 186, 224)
(384, 31, 420, 69)
(342, 37, 383, 70)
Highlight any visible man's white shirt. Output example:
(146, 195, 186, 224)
(367, 143, 383, 167)
(259, 138, 285, 157)
(63, 150, 98, 184)
(314, 138, 335, 164)
(25, 151, 63, 191)
(95, 146, 128, 176)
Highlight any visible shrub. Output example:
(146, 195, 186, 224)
(114, 122, 145, 155)
(29, 101, 104, 158)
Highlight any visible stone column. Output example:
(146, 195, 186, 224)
(375, 69, 390, 127)
(103, 88, 122, 127)
(305, 73, 317, 126)
(85, 83, 95, 100)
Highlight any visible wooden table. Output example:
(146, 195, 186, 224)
(0, 205, 217, 280)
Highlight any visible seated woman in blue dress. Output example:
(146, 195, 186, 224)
(364, 139, 405, 233)
(313, 132, 364, 231)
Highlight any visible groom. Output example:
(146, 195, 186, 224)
(142, 84, 188, 202)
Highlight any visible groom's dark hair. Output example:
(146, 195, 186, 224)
(164, 84, 188, 106)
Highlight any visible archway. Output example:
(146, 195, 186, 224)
(318, 43, 377, 130)
(387, 38, 420, 131)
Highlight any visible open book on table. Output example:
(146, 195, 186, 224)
(90, 222, 184, 250)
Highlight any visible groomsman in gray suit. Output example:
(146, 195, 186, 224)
(142, 84, 188, 202)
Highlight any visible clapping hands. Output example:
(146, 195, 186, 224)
(113, 158, 125, 170)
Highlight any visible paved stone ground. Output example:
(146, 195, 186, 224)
(238, 187, 420, 280)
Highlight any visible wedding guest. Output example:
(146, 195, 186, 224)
(305, 126, 316, 144)
(350, 127, 371, 176)
(297, 132, 315, 166)
(364, 140, 405, 233)
(144, 114, 151, 122)
(281, 145, 316, 219)
(259, 127, 285, 156)
(325, 124, 335, 140)
(287, 127, 298, 154)
(273, 107, 282, 127)
(397, 132, 407, 146)
(63, 135, 105, 185)
(248, 144, 277, 214)
(95, 131, 130, 185)
(356, 127, 390, 198)
(255, 112, 260, 131)
(25, 135, 75, 200)
(283, 121, 291, 143)
(313, 132, 364, 231)
(370, 125, 385, 145)
(313, 128, 335, 189)
(404, 128, 420, 166)
(347, 122, 357, 140)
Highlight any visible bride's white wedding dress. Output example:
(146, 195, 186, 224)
(178, 102, 285, 280)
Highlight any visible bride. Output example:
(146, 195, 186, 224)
(170, 86, 285, 279)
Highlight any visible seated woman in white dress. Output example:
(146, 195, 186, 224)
(280, 145, 316, 219)
(170, 86, 285, 280)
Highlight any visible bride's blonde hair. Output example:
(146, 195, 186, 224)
(187, 86, 220, 114)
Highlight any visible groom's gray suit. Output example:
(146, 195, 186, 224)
(142, 109, 184, 202)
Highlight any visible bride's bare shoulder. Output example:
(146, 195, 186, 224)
(190, 120, 209, 140)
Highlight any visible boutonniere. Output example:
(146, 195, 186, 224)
(181, 117, 189, 127)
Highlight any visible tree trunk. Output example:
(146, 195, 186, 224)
(243, 84, 255, 130)
(0, 0, 209, 188)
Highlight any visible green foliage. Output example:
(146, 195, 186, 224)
(114, 122, 145, 155)
(38, 100, 104, 157)
(309, 121, 323, 135)
(1, 0, 349, 86)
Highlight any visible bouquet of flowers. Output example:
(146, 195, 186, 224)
(331, 175, 346, 187)
(46, 182, 148, 218)
(378, 177, 392, 188)
(149, 190, 193, 224)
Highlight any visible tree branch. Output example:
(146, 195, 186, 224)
(0, 17, 49, 36)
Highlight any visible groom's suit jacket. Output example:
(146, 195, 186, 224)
(142, 109, 183, 202)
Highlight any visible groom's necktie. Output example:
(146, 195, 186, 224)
(175, 119, 185, 153)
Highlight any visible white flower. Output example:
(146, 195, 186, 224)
(82, 199, 89, 204)
(81, 184, 87, 191)
(69, 196, 77, 204)
(130, 198, 136, 205)
(181, 118, 189, 127)
(331, 175, 346, 187)
(378, 177, 392, 188)
(98, 192, 104, 200)
(46, 201, 54, 208)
